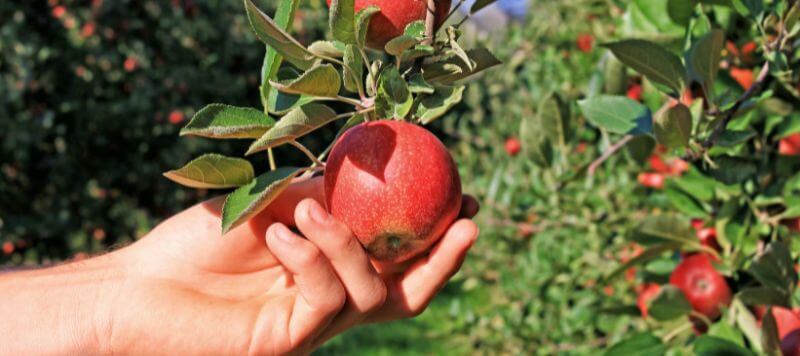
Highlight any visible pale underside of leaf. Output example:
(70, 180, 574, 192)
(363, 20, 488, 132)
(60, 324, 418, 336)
(181, 104, 275, 139)
(163, 154, 255, 189)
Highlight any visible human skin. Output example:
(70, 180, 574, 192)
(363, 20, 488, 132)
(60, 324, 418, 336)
(0, 177, 479, 355)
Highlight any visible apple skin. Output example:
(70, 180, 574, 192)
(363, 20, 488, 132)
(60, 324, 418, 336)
(783, 329, 800, 356)
(637, 283, 661, 318)
(326, 0, 452, 49)
(771, 307, 800, 340)
(669, 254, 732, 320)
(324, 120, 462, 263)
(780, 134, 800, 156)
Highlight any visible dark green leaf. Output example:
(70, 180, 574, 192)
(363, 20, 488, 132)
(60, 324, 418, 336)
(707, 156, 756, 185)
(689, 29, 725, 86)
(654, 103, 692, 149)
(649, 285, 692, 321)
(538, 92, 571, 150)
(221, 167, 301, 233)
(603, 39, 686, 94)
(271, 64, 342, 97)
(244, 0, 314, 69)
(694, 335, 756, 356)
(375, 67, 413, 119)
(417, 85, 465, 124)
(603, 333, 666, 356)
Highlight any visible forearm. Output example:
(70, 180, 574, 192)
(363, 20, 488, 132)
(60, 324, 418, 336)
(0, 253, 126, 355)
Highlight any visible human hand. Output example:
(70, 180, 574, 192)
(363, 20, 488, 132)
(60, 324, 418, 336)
(100, 176, 479, 355)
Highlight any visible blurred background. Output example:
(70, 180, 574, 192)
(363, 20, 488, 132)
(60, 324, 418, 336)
(0, 0, 760, 354)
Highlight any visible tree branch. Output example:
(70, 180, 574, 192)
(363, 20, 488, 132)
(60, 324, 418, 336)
(588, 135, 634, 177)
(683, 61, 771, 161)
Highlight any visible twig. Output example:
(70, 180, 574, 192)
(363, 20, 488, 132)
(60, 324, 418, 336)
(423, 0, 437, 46)
(588, 135, 634, 177)
(289, 141, 325, 167)
(683, 62, 772, 161)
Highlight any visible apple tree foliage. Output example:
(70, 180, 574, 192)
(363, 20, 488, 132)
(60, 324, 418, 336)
(164, 0, 501, 234)
(518, 0, 800, 353)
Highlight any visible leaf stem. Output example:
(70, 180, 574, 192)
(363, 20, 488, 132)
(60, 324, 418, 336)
(267, 148, 277, 171)
(289, 141, 325, 167)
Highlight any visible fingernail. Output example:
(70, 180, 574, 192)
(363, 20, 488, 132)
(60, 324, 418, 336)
(308, 201, 330, 224)
(271, 224, 295, 244)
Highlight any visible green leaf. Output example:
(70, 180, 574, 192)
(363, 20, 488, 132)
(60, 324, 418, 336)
(708, 322, 745, 347)
(654, 103, 692, 149)
(246, 103, 338, 154)
(163, 154, 255, 189)
(761, 306, 782, 356)
(259, 0, 300, 109)
(329, 0, 356, 44)
(221, 167, 301, 234)
(737, 287, 791, 307)
(343, 45, 363, 94)
(385, 35, 421, 57)
(180, 104, 275, 139)
(423, 48, 502, 84)
(707, 156, 757, 185)
(627, 136, 657, 163)
(308, 41, 345, 58)
(268, 67, 317, 115)
(716, 129, 756, 147)
(603, 39, 686, 94)
(375, 67, 413, 119)
(632, 215, 694, 246)
(244, 0, 314, 69)
(667, 0, 696, 26)
(271, 64, 342, 97)
(356, 6, 380, 49)
(417, 85, 465, 124)
(693, 335, 756, 356)
(604, 55, 628, 95)
(689, 29, 725, 86)
(731, 0, 764, 19)
(747, 241, 797, 292)
(665, 187, 707, 217)
(408, 74, 435, 94)
(471, 0, 499, 14)
(603, 333, 666, 356)
(578, 95, 649, 134)
(538, 92, 572, 149)
(649, 285, 692, 321)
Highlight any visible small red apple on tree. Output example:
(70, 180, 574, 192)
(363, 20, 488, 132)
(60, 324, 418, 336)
(780, 133, 800, 156)
(669, 254, 731, 320)
(504, 137, 521, 157)
(637, 283, 661, 318)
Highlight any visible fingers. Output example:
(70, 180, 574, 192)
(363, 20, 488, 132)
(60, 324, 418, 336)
(368, 219, 479, 322)
(294, 199, 387, 344)
(264, 223, 346, 343)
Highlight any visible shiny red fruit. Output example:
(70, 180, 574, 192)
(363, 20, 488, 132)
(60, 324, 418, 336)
(779, 134, 800, 156)
(168, 110, 185, 125)
(504, 137, 521, 157)
(771, 307, 800, 340)
(626, 83, 643, 101)
(669, 254, 732, 320)
(638, 172, 665, 189)
(730, 67, 754, 90)
(637, 283, 661, 318)
(783, 329, 800, 356)
(577, 33, 594, 53)
(325, 0, 452, 49)
(696, 228, 721, 252)
(325, 120, 462, 263)
(2, 242, 13, 255)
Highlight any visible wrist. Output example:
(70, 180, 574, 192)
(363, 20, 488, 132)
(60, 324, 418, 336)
(0, 250, 130, 354)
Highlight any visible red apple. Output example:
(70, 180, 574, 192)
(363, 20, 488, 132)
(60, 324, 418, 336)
(326, 0, 452, 49)
(730, 67, 754, 90)
(783, 329, 800, 356)
(696, 227, 721, 252)
(1, 242, 13, 256)
(576, 33, 594, 53)
(324, 120, 462, 263)
(504, 137, 521, 157)
(637, 283, 661, 318)
(779, 134, 800, 156)
(638, 172, 665, 189)
(771, 307, 800, 339)
(670, 254, 732, 320)
(626, 83, 643, 101)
